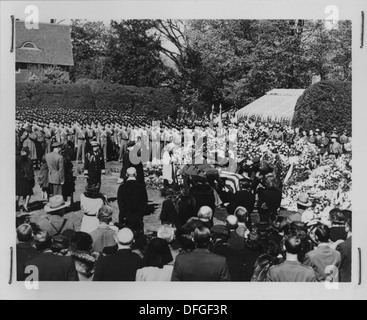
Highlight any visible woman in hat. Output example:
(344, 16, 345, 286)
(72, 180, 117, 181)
(20, 124, 38, 170)
(38, 155, 50, 202)
(69, 232, 100, 281)
(16, 146, 35, 212)
(80, 182, 109, 234)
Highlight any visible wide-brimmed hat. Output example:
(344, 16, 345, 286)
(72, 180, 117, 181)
(44, 195, 70, 213)
(330, 133, 339, 139)
(297, 193, 312, 207)
(91, 140, 99, 147)
(52, 141, 63, 148)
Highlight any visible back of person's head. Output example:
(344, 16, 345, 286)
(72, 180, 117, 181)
(126, 167, 137, 179)
(333, 211, 346, 225)
(246, 230, 261, 251)
(70, 232, 93, 253)
(34, 231, 52, 252)
(315, 224, 331, 243)
(97, 205, 113, 224)
(262, 240, 281, 258)
(197, 206, 213, 222)
(17, 223, 33, 243)
(234, 207, 248, 224)
(329, 208, 343, 222)
(180, 218, 203, 237)
(210, 225, 229, 243)
(284, 233, 302, 255)
(51, 235, 70, 254)
(157, 224, 176, 244)
(263, 173, 276, 189)
(226, 215, 239, 231)
(116, 228, 134, 247)
(144, 238, 173, 268)
(193, 226, 212, 249)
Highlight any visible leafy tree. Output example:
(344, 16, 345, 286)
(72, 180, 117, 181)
(70, 20, 110, 81)
(293, 80, 351, 134)
(105, 20, 168, 87)
(28, 65, 71, 84)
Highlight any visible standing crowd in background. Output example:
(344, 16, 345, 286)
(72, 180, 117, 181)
(15, 106, 352, 282)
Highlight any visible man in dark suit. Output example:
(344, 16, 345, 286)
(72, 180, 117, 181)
(24, 231, 78, 281)
(93, 228, 144, 281)
(45, 142, 64, 196)
(337, 218, 352, 282)
(227, 178, 255, 216)
(117, 167, 148, 228)
(226, 215, 245, 250)
(119, 142, 145, 186)
(16, 224, 39, 281)
(303, 224, 341, 282)
(171, 226, 230, 281)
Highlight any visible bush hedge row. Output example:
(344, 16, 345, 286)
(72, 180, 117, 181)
(292, 81, 352, 135)
(16, 79, 179, 116)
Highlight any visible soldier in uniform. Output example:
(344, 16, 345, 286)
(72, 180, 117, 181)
(118, 123, 130, 163)
(84, 141, 106, 190)
(75, 122, 87, 164)
(328, 133, 343, 159)
(315, 129, 322, 146)
(308, 129, 316, 144)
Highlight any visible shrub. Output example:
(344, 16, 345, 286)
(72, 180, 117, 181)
(292, 81, 351, 135)
(16, 79, 179, 116)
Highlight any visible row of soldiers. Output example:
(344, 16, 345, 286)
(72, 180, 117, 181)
(16, 113, 351, 171)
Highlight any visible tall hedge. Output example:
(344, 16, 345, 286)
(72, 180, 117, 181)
(292, 81, 351, 135)
(16, 79, 179, 116)
(16, 82, 95, 110)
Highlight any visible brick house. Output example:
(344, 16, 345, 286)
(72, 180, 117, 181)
(15, 21, 74, 82)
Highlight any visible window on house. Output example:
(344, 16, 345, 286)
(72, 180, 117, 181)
(20, 42, 40, 50)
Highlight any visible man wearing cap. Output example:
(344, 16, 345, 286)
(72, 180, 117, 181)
(93, 228, 144, 281)
(117, 167, 148, 227)
(328, 133, 343, 159)
(38, 195, 75, 237)
(84, 140, 105, 189)
(118, 124, 130, 162)
(45, 142, 65, 196)
(74, 121, 87, 164)
(339, 129, 349, 153)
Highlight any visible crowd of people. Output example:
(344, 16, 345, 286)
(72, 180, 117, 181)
(15, 106, 352, 282)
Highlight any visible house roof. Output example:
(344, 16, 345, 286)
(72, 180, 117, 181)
(16, 21, 74, 66)
(236, 89, 305, 123)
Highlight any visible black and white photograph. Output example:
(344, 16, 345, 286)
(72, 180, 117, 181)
(1, 0, 366, 301)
